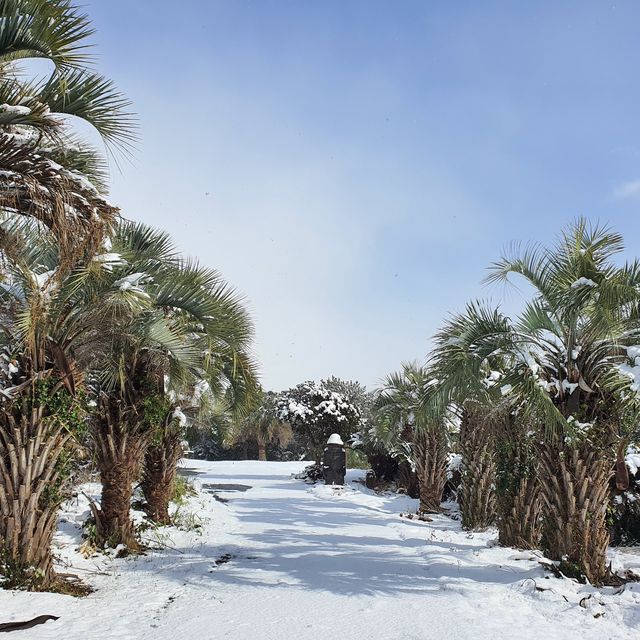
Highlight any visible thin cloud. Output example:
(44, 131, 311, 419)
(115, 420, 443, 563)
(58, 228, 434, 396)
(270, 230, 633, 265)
(613, 179, 640, 200)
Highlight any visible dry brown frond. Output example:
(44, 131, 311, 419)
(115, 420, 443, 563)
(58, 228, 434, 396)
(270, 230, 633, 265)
(0, 132, 118, 267)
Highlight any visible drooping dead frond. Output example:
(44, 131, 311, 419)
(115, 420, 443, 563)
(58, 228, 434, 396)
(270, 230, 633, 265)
(0, 131, 118, 265)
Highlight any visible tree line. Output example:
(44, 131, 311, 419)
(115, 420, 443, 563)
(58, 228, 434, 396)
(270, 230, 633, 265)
(238, 222, 640, 587)
(0, 0, 258, 591)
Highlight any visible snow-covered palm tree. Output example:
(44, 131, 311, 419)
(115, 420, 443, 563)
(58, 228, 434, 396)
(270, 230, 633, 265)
(374, 363, 450, 514)
(432, 302, 540, 543)
(0, 0, 135, 264)
(87, 222, 257, 540)
(458, 219, 640, 582)
(0, 216, 135, 588)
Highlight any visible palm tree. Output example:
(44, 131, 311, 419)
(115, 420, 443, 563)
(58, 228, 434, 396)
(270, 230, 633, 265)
(478, 219, 640, 582)
(375, 363, 449, 514)
(85, 222, 257, 541)
(431, 304, 513, 532)
(0, 216, 130, 588)
(0, 3, 135, 588)
(433, 302, 543, 542)
(229, 390, 291, 462)
(0, 220, 189, 559)
(142, 354, 258, 525)
(0, 0, 135, 263)
(494, 409, 541, 549)
(139, 404, 185, 525)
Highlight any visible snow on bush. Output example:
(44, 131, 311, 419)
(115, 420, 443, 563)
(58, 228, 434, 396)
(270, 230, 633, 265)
(277, 381, 363, 461)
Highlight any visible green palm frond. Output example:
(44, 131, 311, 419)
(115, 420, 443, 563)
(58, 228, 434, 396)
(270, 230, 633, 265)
(39, 68, 137, 154)
(446, 218, 640, 442)
(0, 0, 94, 69)
(115, 221, 177, 265)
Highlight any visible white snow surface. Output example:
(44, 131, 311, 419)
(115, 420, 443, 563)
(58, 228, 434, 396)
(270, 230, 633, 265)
(0, 104, 31, 116)
(1, 460, 640, 639)
(570, 277, 597, 289)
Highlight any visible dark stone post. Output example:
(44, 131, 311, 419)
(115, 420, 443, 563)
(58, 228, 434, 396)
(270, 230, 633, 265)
(322, 433, 346, 485)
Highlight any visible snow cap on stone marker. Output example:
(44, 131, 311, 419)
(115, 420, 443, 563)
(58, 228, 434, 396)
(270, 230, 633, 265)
(327, 433, 344, 445)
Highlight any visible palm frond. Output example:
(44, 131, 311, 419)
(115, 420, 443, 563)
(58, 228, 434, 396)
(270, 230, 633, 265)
(0, 0, 94, 69)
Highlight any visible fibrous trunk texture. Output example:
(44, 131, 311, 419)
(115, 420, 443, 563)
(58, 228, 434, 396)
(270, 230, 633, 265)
(413, 429, 448, 513)
(459, 408, 496, 530)
(498, 476, 541, 549)
(538, 442, 612, 584)
(141, 431, 183, 525)
(0, 406, 69, 590)
(92, 401, 146, 550)
(495, 416, 542, 549)
(257, 440, 267, 461)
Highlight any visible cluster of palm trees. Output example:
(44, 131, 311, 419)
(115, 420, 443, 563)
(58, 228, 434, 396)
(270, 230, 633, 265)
(374, 221, 640, 585)
(2, 0, 638, 599)
(0, 0, 257, 591)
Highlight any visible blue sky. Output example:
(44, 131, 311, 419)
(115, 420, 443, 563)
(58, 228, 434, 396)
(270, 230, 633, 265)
(83, 1, 640, 391)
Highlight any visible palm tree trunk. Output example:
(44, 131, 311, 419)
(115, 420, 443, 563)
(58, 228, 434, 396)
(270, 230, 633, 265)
(459, 408, 496, 530)
(257, 438, 267, 461)
(537, 442, 612, 584)
(141, 431, 183, 525)
(413, 430, 448, 513)
(495, 416, 542, 549)
(0, 407, 69, 590)
(96, 459, 139, 548)
(498, 476, 541, 549)
(92, 401, 146, 550)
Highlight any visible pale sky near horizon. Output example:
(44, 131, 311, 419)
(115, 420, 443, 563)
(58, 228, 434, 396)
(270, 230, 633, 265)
(82, 1, 640, 392)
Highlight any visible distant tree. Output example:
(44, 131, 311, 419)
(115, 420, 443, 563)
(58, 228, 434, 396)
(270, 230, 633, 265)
(230, 390, 292, 461)
(277, 381, 363, 464)
(322, 377, 374, 421)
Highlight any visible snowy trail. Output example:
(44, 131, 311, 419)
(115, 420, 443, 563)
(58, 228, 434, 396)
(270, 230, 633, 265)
(1, 461, 640, 640)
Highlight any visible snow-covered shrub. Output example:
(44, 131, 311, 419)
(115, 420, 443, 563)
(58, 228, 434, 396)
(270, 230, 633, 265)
(277, 381, 363, 463)
(294, 463, 324, 483)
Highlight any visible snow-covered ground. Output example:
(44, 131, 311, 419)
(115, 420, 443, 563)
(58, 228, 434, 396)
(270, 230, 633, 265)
(1, 460, 640, 639)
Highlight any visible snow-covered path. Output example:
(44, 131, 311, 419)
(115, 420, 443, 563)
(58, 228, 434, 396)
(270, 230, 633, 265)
(1, 460, 640, 639)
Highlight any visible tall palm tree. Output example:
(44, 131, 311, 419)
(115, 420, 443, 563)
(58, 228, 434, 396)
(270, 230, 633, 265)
(432, 304, 510, 532)
(0, 216, 133, 589)
(0, 3, 135, 589)
(142, 353, 258, 525)
(493, 408, 541, 549)
(432, 302, 542, 542)
(478, 219, 640, 582)
(375, 363, 450, 514)
(86, 222, 257, 542)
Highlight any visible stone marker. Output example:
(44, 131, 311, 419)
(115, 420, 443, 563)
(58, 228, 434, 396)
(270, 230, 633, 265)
(322, 433, 346, 486)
